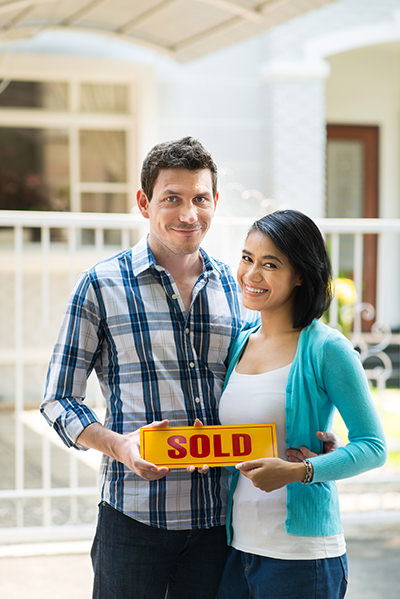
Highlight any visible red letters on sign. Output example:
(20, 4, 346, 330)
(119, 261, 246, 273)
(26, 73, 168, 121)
(213, 434, 230, 457)
(166, 432, 252, 460)
(167, 435, 187, 459)
(190, 434, 210, 458)
(232, 433, 252, 456)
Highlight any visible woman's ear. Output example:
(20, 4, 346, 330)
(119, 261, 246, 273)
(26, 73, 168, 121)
(295, 274, 302, 287)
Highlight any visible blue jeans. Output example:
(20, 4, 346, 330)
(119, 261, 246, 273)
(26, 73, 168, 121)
(217, 547, 348, 599)
(91, 502, 228, 599)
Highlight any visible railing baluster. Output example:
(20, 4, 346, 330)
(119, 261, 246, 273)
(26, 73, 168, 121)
(41, 225, 50, 327)
(69, 453, 79, 525)
(95, 227, 104, 255)
(42, 432, 52, 528)
(353, 232, 364, 336)
(14, 225, 24, 527)
(122, 228, 130, 250)
(68, 226, 78, 288)
(329, 232, 340, 328)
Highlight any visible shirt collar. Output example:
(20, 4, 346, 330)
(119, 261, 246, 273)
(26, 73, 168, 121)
(199, 247, 223, 279)
(131, 236, 223, 280)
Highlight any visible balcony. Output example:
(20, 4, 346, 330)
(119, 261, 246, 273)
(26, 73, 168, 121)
(0, 210, 399, 545)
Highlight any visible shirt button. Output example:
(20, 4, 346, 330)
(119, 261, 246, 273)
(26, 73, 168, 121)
(194, 397, 200, 403)
(189, 362, 195, 368)
(155, 265, 163, 272)
(171, 293, 178, 300)
(185, 328, 189, 334)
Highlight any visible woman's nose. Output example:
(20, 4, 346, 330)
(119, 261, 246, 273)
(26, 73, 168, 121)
(248, 264, 263, 279)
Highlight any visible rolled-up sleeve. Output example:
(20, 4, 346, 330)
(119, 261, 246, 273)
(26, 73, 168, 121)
(40, 272, 102, 449)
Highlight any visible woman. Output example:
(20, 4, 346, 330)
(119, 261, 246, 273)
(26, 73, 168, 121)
(218, 209, 387, 599)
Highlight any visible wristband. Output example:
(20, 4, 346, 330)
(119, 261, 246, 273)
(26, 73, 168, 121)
(302, 459, 313, 484)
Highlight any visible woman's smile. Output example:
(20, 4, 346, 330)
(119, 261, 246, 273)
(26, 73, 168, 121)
(237, 231, 302, 315)
(243, 283, 268, 295)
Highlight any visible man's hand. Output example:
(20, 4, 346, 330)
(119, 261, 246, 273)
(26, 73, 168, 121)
(117, 420, 171, 480)
(186, 419, 210, 474)
(285, 431, 344, 463)
(77, 420, 171, 481)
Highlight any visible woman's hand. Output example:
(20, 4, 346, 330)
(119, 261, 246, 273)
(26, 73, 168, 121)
(236, 457, 306, 492)
(186, 419, 210, 474)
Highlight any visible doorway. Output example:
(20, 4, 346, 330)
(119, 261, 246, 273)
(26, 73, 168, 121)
(326, 124, 379, 311)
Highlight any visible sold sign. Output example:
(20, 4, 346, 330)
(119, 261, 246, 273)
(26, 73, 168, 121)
(140, 423, 277, 467)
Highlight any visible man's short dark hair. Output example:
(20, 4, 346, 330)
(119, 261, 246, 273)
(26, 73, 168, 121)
(249, 210, 333, 328)
(140, 136, 218, 200)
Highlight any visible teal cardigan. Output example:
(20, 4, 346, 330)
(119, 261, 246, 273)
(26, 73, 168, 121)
(224, 319, 387, 541)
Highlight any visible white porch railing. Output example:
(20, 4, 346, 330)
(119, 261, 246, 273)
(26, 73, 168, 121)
(0, 210, 399, 545)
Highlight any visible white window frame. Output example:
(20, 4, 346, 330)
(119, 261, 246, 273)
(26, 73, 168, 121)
(0, 53, 157, 213)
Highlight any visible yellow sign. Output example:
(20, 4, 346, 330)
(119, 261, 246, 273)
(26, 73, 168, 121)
(140, 423, 277, 468)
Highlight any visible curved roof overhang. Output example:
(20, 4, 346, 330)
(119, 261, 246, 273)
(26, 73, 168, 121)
(0, 0, 337, 62)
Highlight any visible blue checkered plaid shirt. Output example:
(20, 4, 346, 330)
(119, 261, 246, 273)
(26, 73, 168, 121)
(41, 237, 256, 530)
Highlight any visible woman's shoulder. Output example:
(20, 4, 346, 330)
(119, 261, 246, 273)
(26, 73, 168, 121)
(227, 324, 260, 367)
(304, 318, 349, 341)
(302, 319, 356, 359)
(232, 324, 260, 351)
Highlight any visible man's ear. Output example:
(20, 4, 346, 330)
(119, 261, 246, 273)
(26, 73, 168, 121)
(137, 189, 150, 219)
(214, 192, 219, 210)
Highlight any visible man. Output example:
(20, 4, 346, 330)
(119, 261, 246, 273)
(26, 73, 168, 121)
(41, 136, 337, 598)
(41, 137, 256, 598)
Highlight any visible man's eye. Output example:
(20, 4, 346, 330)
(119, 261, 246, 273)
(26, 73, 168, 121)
(242, 255, 252, 262)
(264, 263, 277, 269)
(166, 196, 178, 202)
(194, 196, 207, 203)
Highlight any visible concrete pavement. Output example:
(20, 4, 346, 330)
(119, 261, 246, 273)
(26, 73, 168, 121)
(1, 514, 399, 599)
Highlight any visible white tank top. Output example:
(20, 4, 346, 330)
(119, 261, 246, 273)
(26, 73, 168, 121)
(219, 363, 346, 559)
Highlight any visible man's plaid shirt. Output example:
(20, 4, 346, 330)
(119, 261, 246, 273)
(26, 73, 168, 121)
(41, 237, 256, 529)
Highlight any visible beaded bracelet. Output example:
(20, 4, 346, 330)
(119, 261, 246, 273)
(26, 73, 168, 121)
(302, 459, 313, 485)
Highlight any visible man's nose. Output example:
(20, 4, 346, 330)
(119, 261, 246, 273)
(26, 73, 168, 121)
(178, 204, 197, 223)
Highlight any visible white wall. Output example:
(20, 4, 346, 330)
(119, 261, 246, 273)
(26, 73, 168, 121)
(155, 37, 266, 197)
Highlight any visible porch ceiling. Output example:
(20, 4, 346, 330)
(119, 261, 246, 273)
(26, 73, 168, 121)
(0, 0, 337, 62)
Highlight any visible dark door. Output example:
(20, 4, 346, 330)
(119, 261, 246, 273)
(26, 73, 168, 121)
(326, 124, 378, 312)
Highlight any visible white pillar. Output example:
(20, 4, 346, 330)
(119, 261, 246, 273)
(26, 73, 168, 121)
(260, 60, 330, 218)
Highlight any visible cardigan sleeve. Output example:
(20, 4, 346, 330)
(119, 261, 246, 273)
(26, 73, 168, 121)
(308, 333, 387, 483)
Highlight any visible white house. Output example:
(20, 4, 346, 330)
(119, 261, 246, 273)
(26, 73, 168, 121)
(0, 0, 399, 368)
(0, 0, 399, 544)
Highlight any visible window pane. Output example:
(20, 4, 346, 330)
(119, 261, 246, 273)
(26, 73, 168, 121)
(79, 130, 127, 183)
(0, 81, 68, 110)
(326, 140, 364, 218)
(0, 127, 69, 211)
(80, 83, 129, 113)
(326, 140, 364, 273)
(81, 193, 128, 213)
